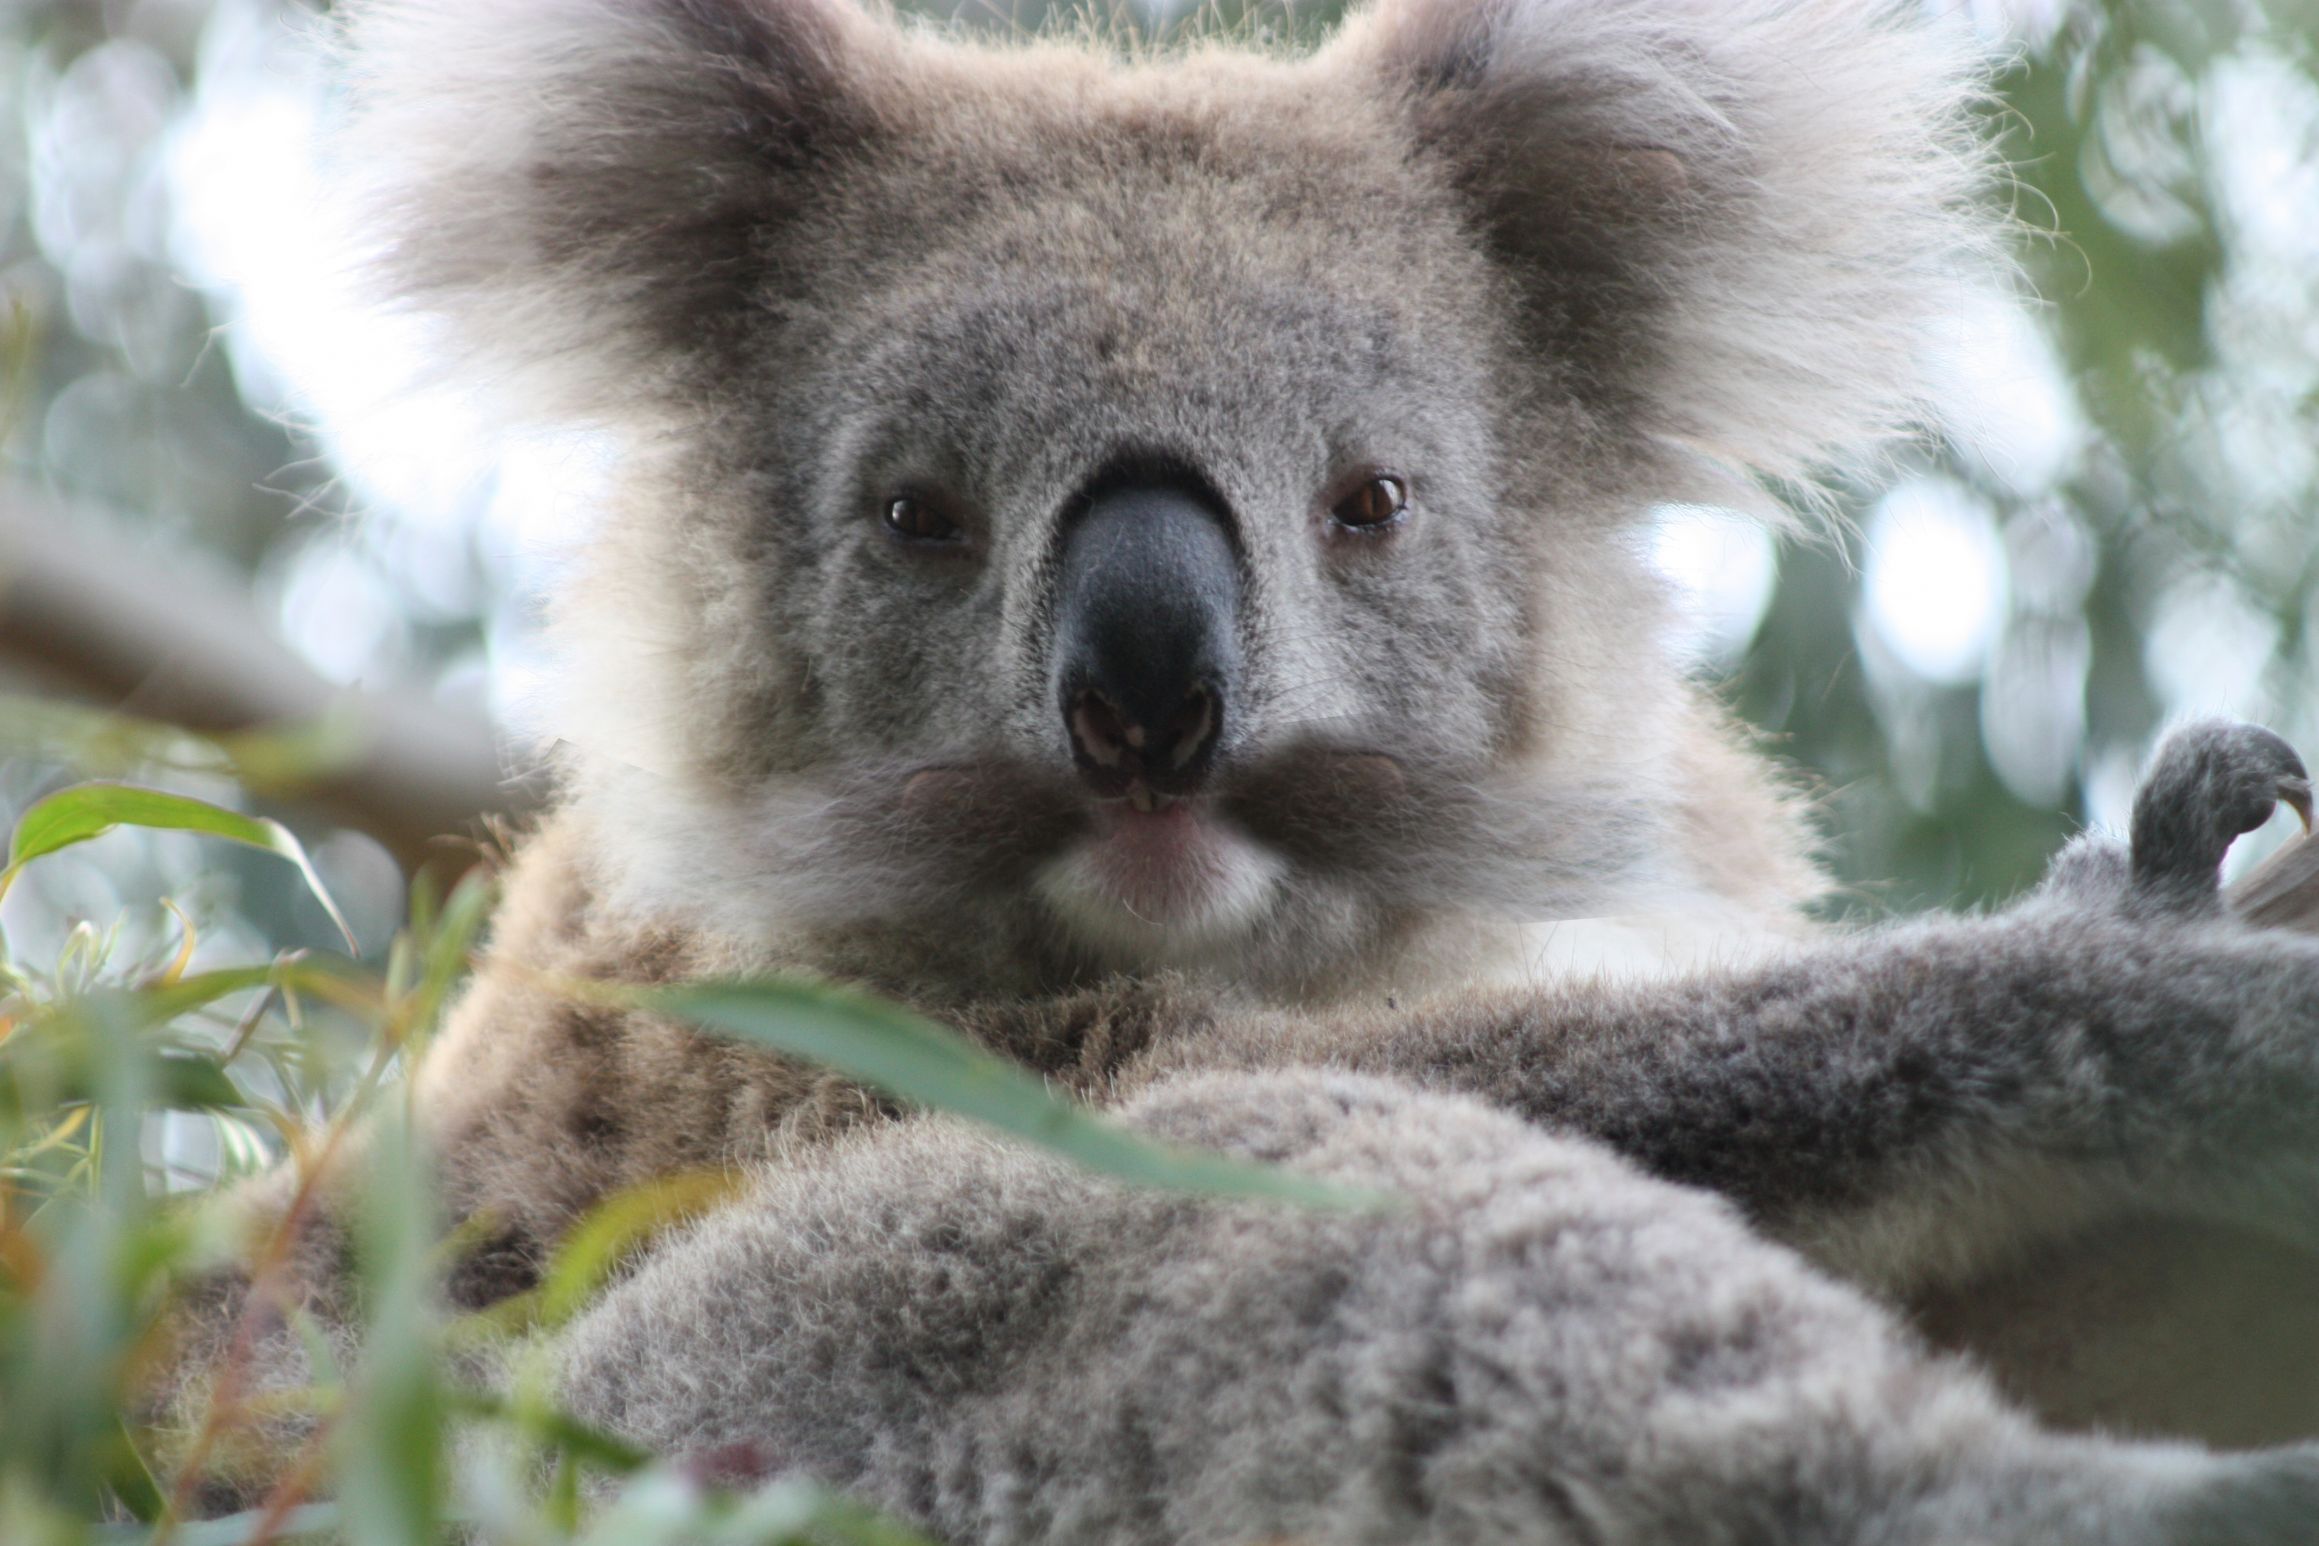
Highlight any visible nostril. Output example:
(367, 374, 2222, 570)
(1166, 685, 1217, 771)
(1049, 478, 1242, 797)
(1070, 689, 1131, 769)
(1065, 682, 1223, 791)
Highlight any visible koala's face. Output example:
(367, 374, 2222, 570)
(353, 0, 1986, 985)
(739, 78, 1563, 962)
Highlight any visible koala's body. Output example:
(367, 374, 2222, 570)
(161, 0, 2319, 1537)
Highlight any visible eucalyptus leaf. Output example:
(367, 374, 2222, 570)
(127, 959, 346, 1029)
(0, 1023, 246, 1115)
(574, 1471, 939, 1546)
(629, 979, 1384, 1208)
(3, 783, 356, 951)
(92, 1503, 343, 1545)
(535, 1170, 746, 1329)
(450, 1389, 653, 1476)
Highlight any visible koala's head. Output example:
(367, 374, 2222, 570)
(345, 0, 1992, 993)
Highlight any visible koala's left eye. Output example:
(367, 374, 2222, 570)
(1330, 476, 1408, 533)
(883, 495, 965, 546)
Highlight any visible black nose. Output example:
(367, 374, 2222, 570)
(1052, 480, 1240, 801)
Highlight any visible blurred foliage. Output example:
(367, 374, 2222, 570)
(0, 742, 1332, 1539)
(1733, 0, 2319, 912)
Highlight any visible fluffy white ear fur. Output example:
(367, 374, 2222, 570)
(1332, 0, 2007, 507)
(341, 0, 2000, 491)
(334, 0, 895, 425)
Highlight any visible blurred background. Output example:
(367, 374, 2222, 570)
(2, 0, 2317, 975)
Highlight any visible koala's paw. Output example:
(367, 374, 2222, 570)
(2129, 719, 2311, 918)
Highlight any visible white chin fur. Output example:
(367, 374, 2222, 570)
(1035, 827, 1290, 971)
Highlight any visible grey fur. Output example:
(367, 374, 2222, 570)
(156, 0, 2319, 1540)
(332, 0, 1996, 991)
(557, 1074, 2319, 1546)
(546, 732, 2319, 1541)
(2128, 720, 2313, 919)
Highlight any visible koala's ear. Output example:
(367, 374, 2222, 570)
(1329, 0, 2004, 504)
(338, 0, 895, 420)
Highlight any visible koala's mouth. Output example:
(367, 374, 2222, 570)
(889, 744, 1409, 882)
(833, 740, 1669, 945)
(1038, 795, 1285, 945)
(883, 753, 1392, 950)
(605, 738, 1669, 962)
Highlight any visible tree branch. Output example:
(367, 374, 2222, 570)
(0, 489, 535, 873)
(2233, 833, 2319, 932)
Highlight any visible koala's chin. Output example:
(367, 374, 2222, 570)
(1034, 800, 1291, 967)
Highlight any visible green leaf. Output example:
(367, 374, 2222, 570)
(145, 1050, 246, 1112)
(517, 1169, 746, 1332)
(449, 1388, 653, 1477)
(0, 965, 356, 1121)
(628, 979, 1385, 1209)
(97, 1419, 166, 1524)
(3, 783, 355, 951)
(407, 868, 496, 1041)
(0, 1028, 246, 1117)
(574, 1470, 939, 1546)
(93, 1502, 343, 1545)
(702, 1475, 940, 1546)
(95, 958, 345, 1032)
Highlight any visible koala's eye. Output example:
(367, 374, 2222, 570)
(883, 495, 964, 546)
(1330, 476, 1408, 533)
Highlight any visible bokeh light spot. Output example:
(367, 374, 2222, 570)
(1861, 478, 2010, 686)
(1650, 505, 1778, 669)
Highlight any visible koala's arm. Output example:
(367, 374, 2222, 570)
(1137, 724, 2319, 1293)
(550, 1070, 2319, 1546)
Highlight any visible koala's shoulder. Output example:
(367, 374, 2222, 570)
(412, 815, 1272, 1252)
(413, 817, 880, 1247)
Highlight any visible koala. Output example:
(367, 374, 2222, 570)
(535, 718, 2319, 1546)
(348, 0, 1949, 1290)
(507, 719, 2319, 1546)
(153, 0, 2319, 1538)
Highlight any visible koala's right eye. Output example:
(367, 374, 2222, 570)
(882, 494, 965, 547)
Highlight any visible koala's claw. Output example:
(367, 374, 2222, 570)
(2129, 719, 2312, 916)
